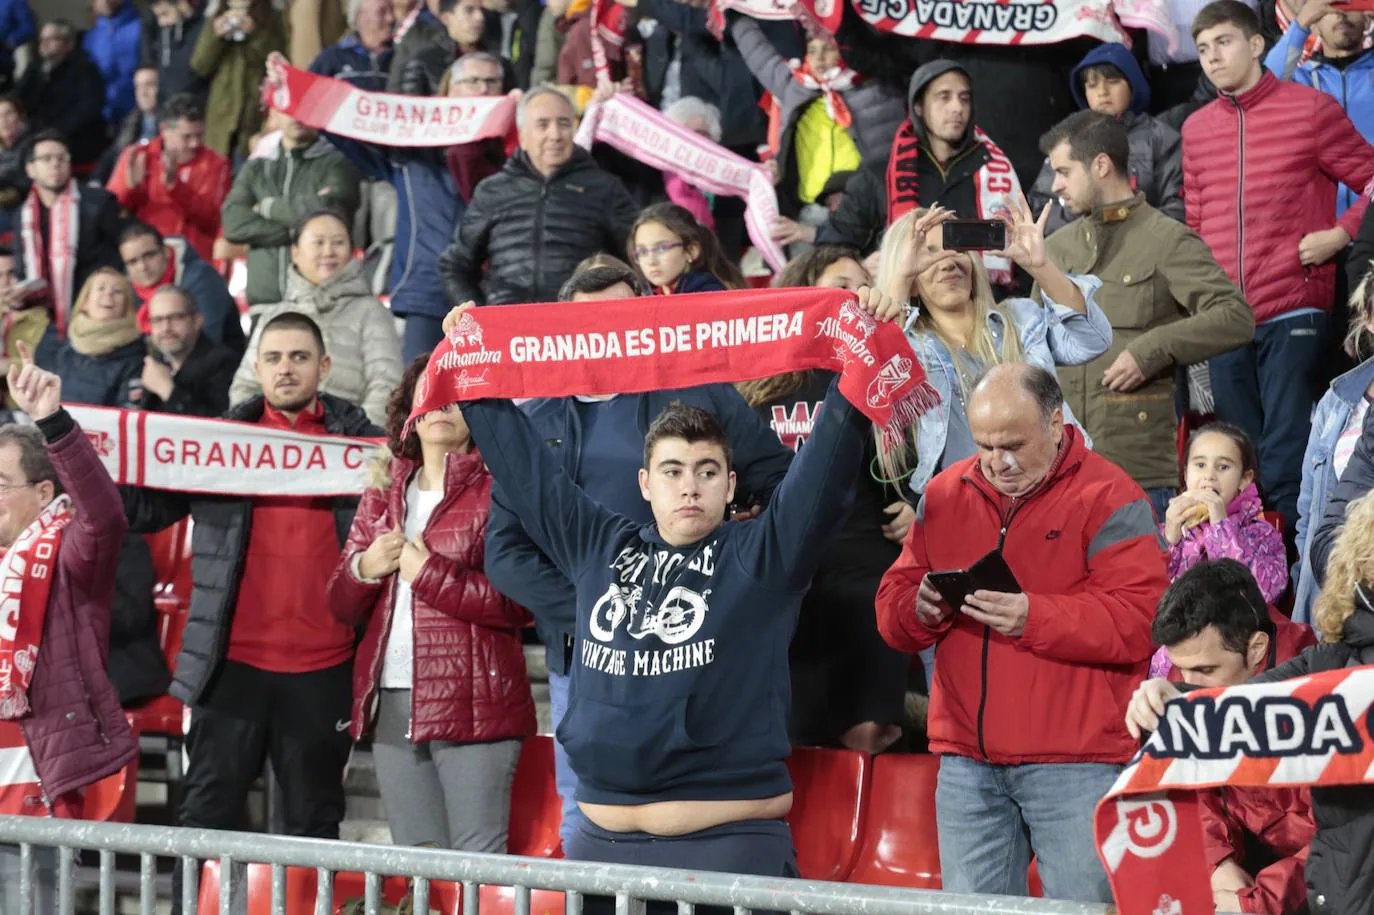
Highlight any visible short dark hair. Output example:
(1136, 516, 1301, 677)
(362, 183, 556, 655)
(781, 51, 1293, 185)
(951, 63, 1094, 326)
(1186, 420, 1259, 482)
(258, 311, 327, 355)
(159, 93, 205, 125)
(150, 284, 199, 315)
(0, 243, 14, 261)
(0, 94, 25, 119)
(773, 245, 865, 289)
(1039, 110, 1130, 176)
(290, 207, 352, 245)
(558, 257, 647, 301)
(118, 221, 164, 249)
(1079, 63, 1127, 87)
(25, 129, 69, 161)
(43, 19, 78, 42)
(386, 354, 432, 460)
(438, 0, 479, 13)
(1152, 559, 1273, 654)
(643, 403, 732, 470)
(1191, 0, 1261, 40)
(0, 425, 62, 497)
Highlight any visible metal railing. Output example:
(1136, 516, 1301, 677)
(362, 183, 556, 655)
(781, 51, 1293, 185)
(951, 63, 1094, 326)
(0, 817, 1112, 915)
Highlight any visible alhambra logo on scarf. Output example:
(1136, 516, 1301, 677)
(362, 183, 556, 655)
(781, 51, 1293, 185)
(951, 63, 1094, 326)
(1095, 666, 1374, 915)
(0, 495, 73, 720)
(409, 290, 938, 448)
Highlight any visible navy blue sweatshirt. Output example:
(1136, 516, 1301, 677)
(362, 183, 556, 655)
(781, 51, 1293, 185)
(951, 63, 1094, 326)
(484, 385, 792, 674)
(463, 381, 868, 805)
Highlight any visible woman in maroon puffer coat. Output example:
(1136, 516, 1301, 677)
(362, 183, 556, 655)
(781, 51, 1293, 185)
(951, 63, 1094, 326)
(328, 355, 535, 853)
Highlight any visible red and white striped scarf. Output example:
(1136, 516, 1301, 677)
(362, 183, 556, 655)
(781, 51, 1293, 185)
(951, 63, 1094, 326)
(19, 180, 80, 336)
(0, 494, 73, 720)
(788, 60, 858, 128)
(1096, 665, 1374, 915)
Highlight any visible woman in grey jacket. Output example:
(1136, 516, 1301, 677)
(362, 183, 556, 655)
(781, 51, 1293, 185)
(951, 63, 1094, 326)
(229, 209, 402, 426)
(729, 14, 903, 214)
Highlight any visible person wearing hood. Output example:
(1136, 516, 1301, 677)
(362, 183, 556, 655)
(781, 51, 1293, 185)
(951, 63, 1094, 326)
(728, 12, 904, 218)
(779, 60, 1023, 286)
(229, 209, 401, 426)
(438, 87, 640, 307)
(1029, 43, 1183, 237)
(221, 115, 362, 312)
(84, 0, 144, 128)
(142, 0, 211, 104)
(1267, 0, 1374, 219)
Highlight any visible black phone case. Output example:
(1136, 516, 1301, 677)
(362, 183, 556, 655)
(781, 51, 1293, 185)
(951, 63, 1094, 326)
(929, 549, 1022, 608)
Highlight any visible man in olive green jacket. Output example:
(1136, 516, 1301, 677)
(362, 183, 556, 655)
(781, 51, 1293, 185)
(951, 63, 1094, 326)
(1035, 110, 1254, 516)
(220, 117, 361, 313)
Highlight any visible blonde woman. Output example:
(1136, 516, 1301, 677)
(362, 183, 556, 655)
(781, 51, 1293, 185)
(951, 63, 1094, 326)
(875, 201, 1111, 495)
(34, 268, 145, 408)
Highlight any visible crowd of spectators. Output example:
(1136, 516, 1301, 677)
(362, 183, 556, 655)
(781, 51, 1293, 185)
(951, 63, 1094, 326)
(3, 0, 1374, 913)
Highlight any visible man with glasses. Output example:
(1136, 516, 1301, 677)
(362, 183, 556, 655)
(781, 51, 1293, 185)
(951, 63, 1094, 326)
(439, 86, 639, 307)
(14, 20, 108, 167)
(118, 222, 243, 352)
(16, 130, 126, 333)
(132, 285, 238, 417)
(1127, 559, 1317, 914)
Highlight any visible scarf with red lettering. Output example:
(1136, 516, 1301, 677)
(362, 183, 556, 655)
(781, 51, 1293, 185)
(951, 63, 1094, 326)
(576, 93, 785, 272)
(589, 0, 629, 86)
(407, 289, 938, 448)
(1096, 665, 1374, 915)
(63, 406, 383, 496)
(0, 495, 73, 720)
(19, 180, 79, 336)
(886, 120, 1020, 286)
(261, 55, 516, 148)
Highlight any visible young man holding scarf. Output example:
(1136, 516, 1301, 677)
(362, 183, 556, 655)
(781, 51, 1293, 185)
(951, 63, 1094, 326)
(0, 342, 138, 914)
(19, 131, 128, 338)
(122, 312, 382, 853)
(428, 272, 924, 905)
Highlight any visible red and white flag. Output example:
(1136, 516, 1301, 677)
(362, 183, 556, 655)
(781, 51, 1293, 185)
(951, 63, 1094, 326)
(66, 406, 382, 496)
(262, 54, 517, 148)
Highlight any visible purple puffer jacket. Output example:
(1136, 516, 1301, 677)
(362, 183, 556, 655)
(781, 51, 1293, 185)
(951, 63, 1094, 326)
(17, 412, 137, 802)
(1163, 483, 1288, 605)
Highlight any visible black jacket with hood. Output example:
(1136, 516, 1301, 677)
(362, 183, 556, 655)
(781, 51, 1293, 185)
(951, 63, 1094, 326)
(815, 60, 989, 253)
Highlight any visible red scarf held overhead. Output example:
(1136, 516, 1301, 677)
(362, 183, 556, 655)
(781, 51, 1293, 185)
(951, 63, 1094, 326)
(0, 495, 74, 720)
(409, 289, 939, 448)
(1096, 665, 1374, 915)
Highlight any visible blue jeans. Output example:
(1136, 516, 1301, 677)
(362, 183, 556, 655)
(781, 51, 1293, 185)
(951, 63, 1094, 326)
(935, 755, 1121, 902)
(1208, 312, 1328, 541)
(402, 315, 445, 365)
(547, 669, 584, 849)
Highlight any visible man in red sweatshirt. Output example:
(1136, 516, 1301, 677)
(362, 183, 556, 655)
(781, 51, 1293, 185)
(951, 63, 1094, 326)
(1184, 0, 1374, 541)
(876, 363, 1169, 903)
(123, 312, 382, 845)
(106, 92, 230, 263)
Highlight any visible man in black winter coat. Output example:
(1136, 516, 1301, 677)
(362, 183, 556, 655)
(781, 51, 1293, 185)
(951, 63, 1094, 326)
(15, 21, 108, 167)
(438, 88, 639, 306)
(133, 285, 238, 417)
(142, 0, 209, 104)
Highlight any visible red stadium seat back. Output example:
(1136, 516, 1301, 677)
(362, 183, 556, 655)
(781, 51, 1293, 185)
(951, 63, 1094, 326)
(81, 754, 138, 823)
(1262, 511, 1285, 537)
(747, 275, 773, 289)
(848, 753, 941, 889)
(145, 520, 188, 593)
(784, 746, 869, 881)
(507, 735, 563, 858)
(156, 595, 189, 665)
(453, 886, 565, 915)
(198, 862, 321, 915)
(128, 692, 186, 738)
(1028, 859, 1044, 897)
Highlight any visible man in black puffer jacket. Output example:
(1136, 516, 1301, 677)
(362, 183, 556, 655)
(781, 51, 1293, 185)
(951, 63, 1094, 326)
(438, 87, 639, 307)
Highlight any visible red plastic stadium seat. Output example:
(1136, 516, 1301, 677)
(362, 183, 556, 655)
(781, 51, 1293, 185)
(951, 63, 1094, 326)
(747, 275, 773, 288)
(82, 744, 139, 823)
(145, 519, 191, 595)
(507, 735, 563, 858)
(785, 746, 869, 881)
(848, 753, 941, 889)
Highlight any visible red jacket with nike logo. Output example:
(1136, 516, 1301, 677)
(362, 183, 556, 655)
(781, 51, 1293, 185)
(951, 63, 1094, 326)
(876, 426, 1170, 764)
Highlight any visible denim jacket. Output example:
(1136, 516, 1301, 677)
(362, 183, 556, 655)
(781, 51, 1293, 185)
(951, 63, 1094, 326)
(900, 274, 1111, 494)
(1294, 357, 1374, 624)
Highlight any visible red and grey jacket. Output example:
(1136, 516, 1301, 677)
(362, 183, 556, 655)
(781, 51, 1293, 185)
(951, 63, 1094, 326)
(1182, 71, 1374, 324)
(876, 426, 1170, 765)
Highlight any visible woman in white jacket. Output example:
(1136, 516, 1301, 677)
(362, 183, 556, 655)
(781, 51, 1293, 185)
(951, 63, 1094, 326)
(230, 209, 401, 425)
